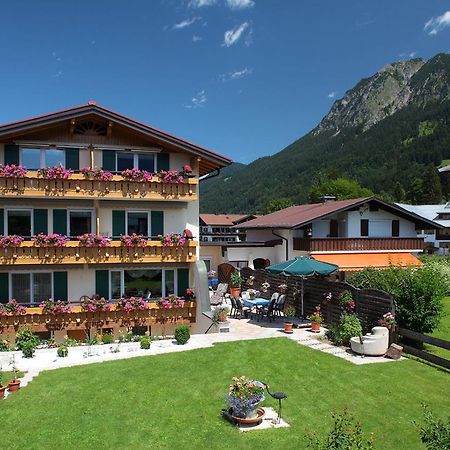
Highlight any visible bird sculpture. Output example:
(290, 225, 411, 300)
(262, 383, 287, 424)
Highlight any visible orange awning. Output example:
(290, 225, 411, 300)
(312, 252, 422, 272)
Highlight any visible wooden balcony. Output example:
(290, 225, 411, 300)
(0, 172, 197, 201)
(0, 302, 196, 333)
(293, 237, 425, 252)
(0, 240, 198, 266)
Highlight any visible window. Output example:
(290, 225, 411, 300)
(21, 148, 65, 169)
(392, 220, 400, 237)
(201, 258, 211, 272)
(110, 271, 122, 300)
(7, 210, 31, 237)
(116, 152, 156, 172)
(127, 212, 149, 236)
(69, 211, 92, 237)
(360, 219, 369, 237)
(11, 272, 52, 304)
(165, 270, 175, 295)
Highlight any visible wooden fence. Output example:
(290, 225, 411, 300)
(239, 267, 394, 330)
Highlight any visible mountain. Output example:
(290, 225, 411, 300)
(200, 53, 450, 213)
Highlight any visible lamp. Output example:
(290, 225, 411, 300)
(262, 382, 287, 424)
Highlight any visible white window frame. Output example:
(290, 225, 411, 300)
(9, 271, 54, 304)
(20, 147, 66, 169)
(116, 152, 157, 172)
(125, 210, 151, 238)
(67, 209, 95, 238)
(5, 208, 33, 237)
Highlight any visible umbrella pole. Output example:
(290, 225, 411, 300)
(301, 277, 304, 319)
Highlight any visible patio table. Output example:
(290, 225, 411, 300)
(243, 297, 270, 308)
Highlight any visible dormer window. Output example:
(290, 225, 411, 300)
(21, 147, 65, 169)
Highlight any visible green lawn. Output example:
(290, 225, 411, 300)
(1, 339, 449, 450)
(427, 296, 450, 359)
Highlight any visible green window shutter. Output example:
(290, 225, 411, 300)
(53, 209, 67, 235)
(33, 209, 48, 235)
(4, 144, 20, 165)
(151, 211, 164, 239)
(102, 150, 116, 171)
(112, 210, 126, 239)
(177, 268, 189, 297)
(0, 209, 4, 235)
(0, 273, 8, 304)
(53, 272, 68, 301)
(65, 148, 79, 170)
(95, 270, 109, 298)
(158, 153, 170, 171)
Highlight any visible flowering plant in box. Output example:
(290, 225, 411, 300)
(0, 300, 26, 316)
(77, 233, 111, 247)
(32, 233, 69, 247)
(115, 297, 147, 312)
(121, 168, 152, 181)
(80, 167, 113, 181)
(157, 294, 185, 309)
(37, 163, 73, 180)
(80, 296, 112, 312)
(157, 170, 185, 184)
(0, 164, 27, 177)
(226, 376, 265, 419)
(0, 235, 24, 248)
(185, 288, 195, 301)
(159, 232, 187, 248)
(120, 234, 147, 247)
(307, 306, 323, 323)
(378, 312, 396, 330)
(39, 299, 71, 315)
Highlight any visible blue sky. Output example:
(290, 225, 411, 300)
(0, 1, 449, 164)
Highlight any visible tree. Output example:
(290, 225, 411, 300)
(422, 164, 442, 203)
(265, 198, 294, 214)
(309, 178, 373, 203)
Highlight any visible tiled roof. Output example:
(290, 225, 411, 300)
(199, 214, 254, 226)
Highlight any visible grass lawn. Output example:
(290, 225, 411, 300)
(1, 338, 449, 450)
(427, 296, 450, 360)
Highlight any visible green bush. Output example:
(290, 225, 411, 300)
(349, 265, 448, 334)
(57, 345, 68, 358)
(174, 325, 190, 345)
(140, 337, 151, 349)
(101, 333, 114, 345)
(419, 405, 450, 450)
(326, 314, 362, 346)
(305, 408, 375, 449)
(22, 341, 36, 358)
(15, 326, 38, 351)
(0, 337, 10, 352)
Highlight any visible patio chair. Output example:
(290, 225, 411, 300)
(257, 298, 277, 322)
(233, 296, 253, 320)
(210, 283, 228, 306)
(273, 294, 287, 318)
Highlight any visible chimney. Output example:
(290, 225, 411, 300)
(320, 195, 337, 203)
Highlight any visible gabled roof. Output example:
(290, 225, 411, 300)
(199, 213, 257, 226)
(397, 203, 450, 227)
(0, 102, 232, 176)
(234, 197, 442, 230)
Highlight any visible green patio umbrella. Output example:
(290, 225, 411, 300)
(266, 256, 339, 317)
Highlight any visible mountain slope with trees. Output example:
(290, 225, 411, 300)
(200, 53, 450, 213)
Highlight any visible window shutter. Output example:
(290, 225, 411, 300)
(102, 150, 116, 171)
(0, 273, 8, 303)
(177, 268, 189, 297)
(392, 220, 400, 237)
(33, 209, 48, 234)
(53, 209, 67, 235)
(65, 148, 79, 170)
(95, 270, 109, 298)
(360, 219, 369, 237)
(112, 210, 126, 238)
(53, 271, 68, 301)
(0, 209, 3, 235)
(158, 153, 170, 171)
(4, 144, 19, 165)
(151, 211, 164, 239)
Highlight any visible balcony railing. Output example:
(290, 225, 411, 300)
(0, 172, 197, 201)
(293, 237, 425, 252)
(0, 240, 198, 266)
(0, 302, 196, 333)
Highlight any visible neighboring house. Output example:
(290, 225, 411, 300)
(0, 102, 231, 339)
(397, 203, 450, 255)
(231, 196, 441, 273)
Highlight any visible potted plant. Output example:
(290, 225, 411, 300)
(283, 306, 296, 333)
(8, 355, 20, 392)
(0, 371, 6, 399)
(213, 306, 230, 322)
(230, 271, 242, 297)
(378, 312, 396, 330)
(247, 288, 257, 299)
(278, 284, 288, 294)
(308, 305, 323, 333)
(226, 376, 265, 419)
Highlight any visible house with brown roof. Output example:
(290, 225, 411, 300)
(199, 213, 258, 243)
(231, 196, 441, 273)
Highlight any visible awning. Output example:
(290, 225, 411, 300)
(312, 252, 422, 272)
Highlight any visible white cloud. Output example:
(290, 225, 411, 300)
(184, 90, 207, 109)
(399, 51, 417, 59)
(424, 11, 450, 35)
(328, 91, 337, 99)
(192, 35, 202, 42)
(173, 17, 200, 30)
(225, 0, 255, 10)
(219, 67, 253, 81)
(189, 0, 216, 7)
(52, 70, 63, 78)
(223, 22, 250, 47)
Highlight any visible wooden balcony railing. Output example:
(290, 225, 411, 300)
(0, 172, 197, 201)
(293, 237, 425, 252)
(0, 241, 198, 266)
(0, 302, 196, 333)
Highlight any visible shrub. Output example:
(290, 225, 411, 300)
(0, 337, 10, 352)
(57, 345, 68, 358)
(15, 326, 38, 351)
(140, 337, 151, 349)
(305, 407, 375, 450)
(101, 333, 114, 345)
(174, 325, 190, 345)
(418, 405, 450, 450)
(326, 314, 362, 346)
(348, 265, 448, 334)
(22, 341, 36, 358)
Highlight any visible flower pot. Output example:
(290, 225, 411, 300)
(284, 321, 294, 334)
(230, 287, 241, 297)
(8, 379, 20, 392)
(0, 385, 6, 399)
(310, 321, 321, 333)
